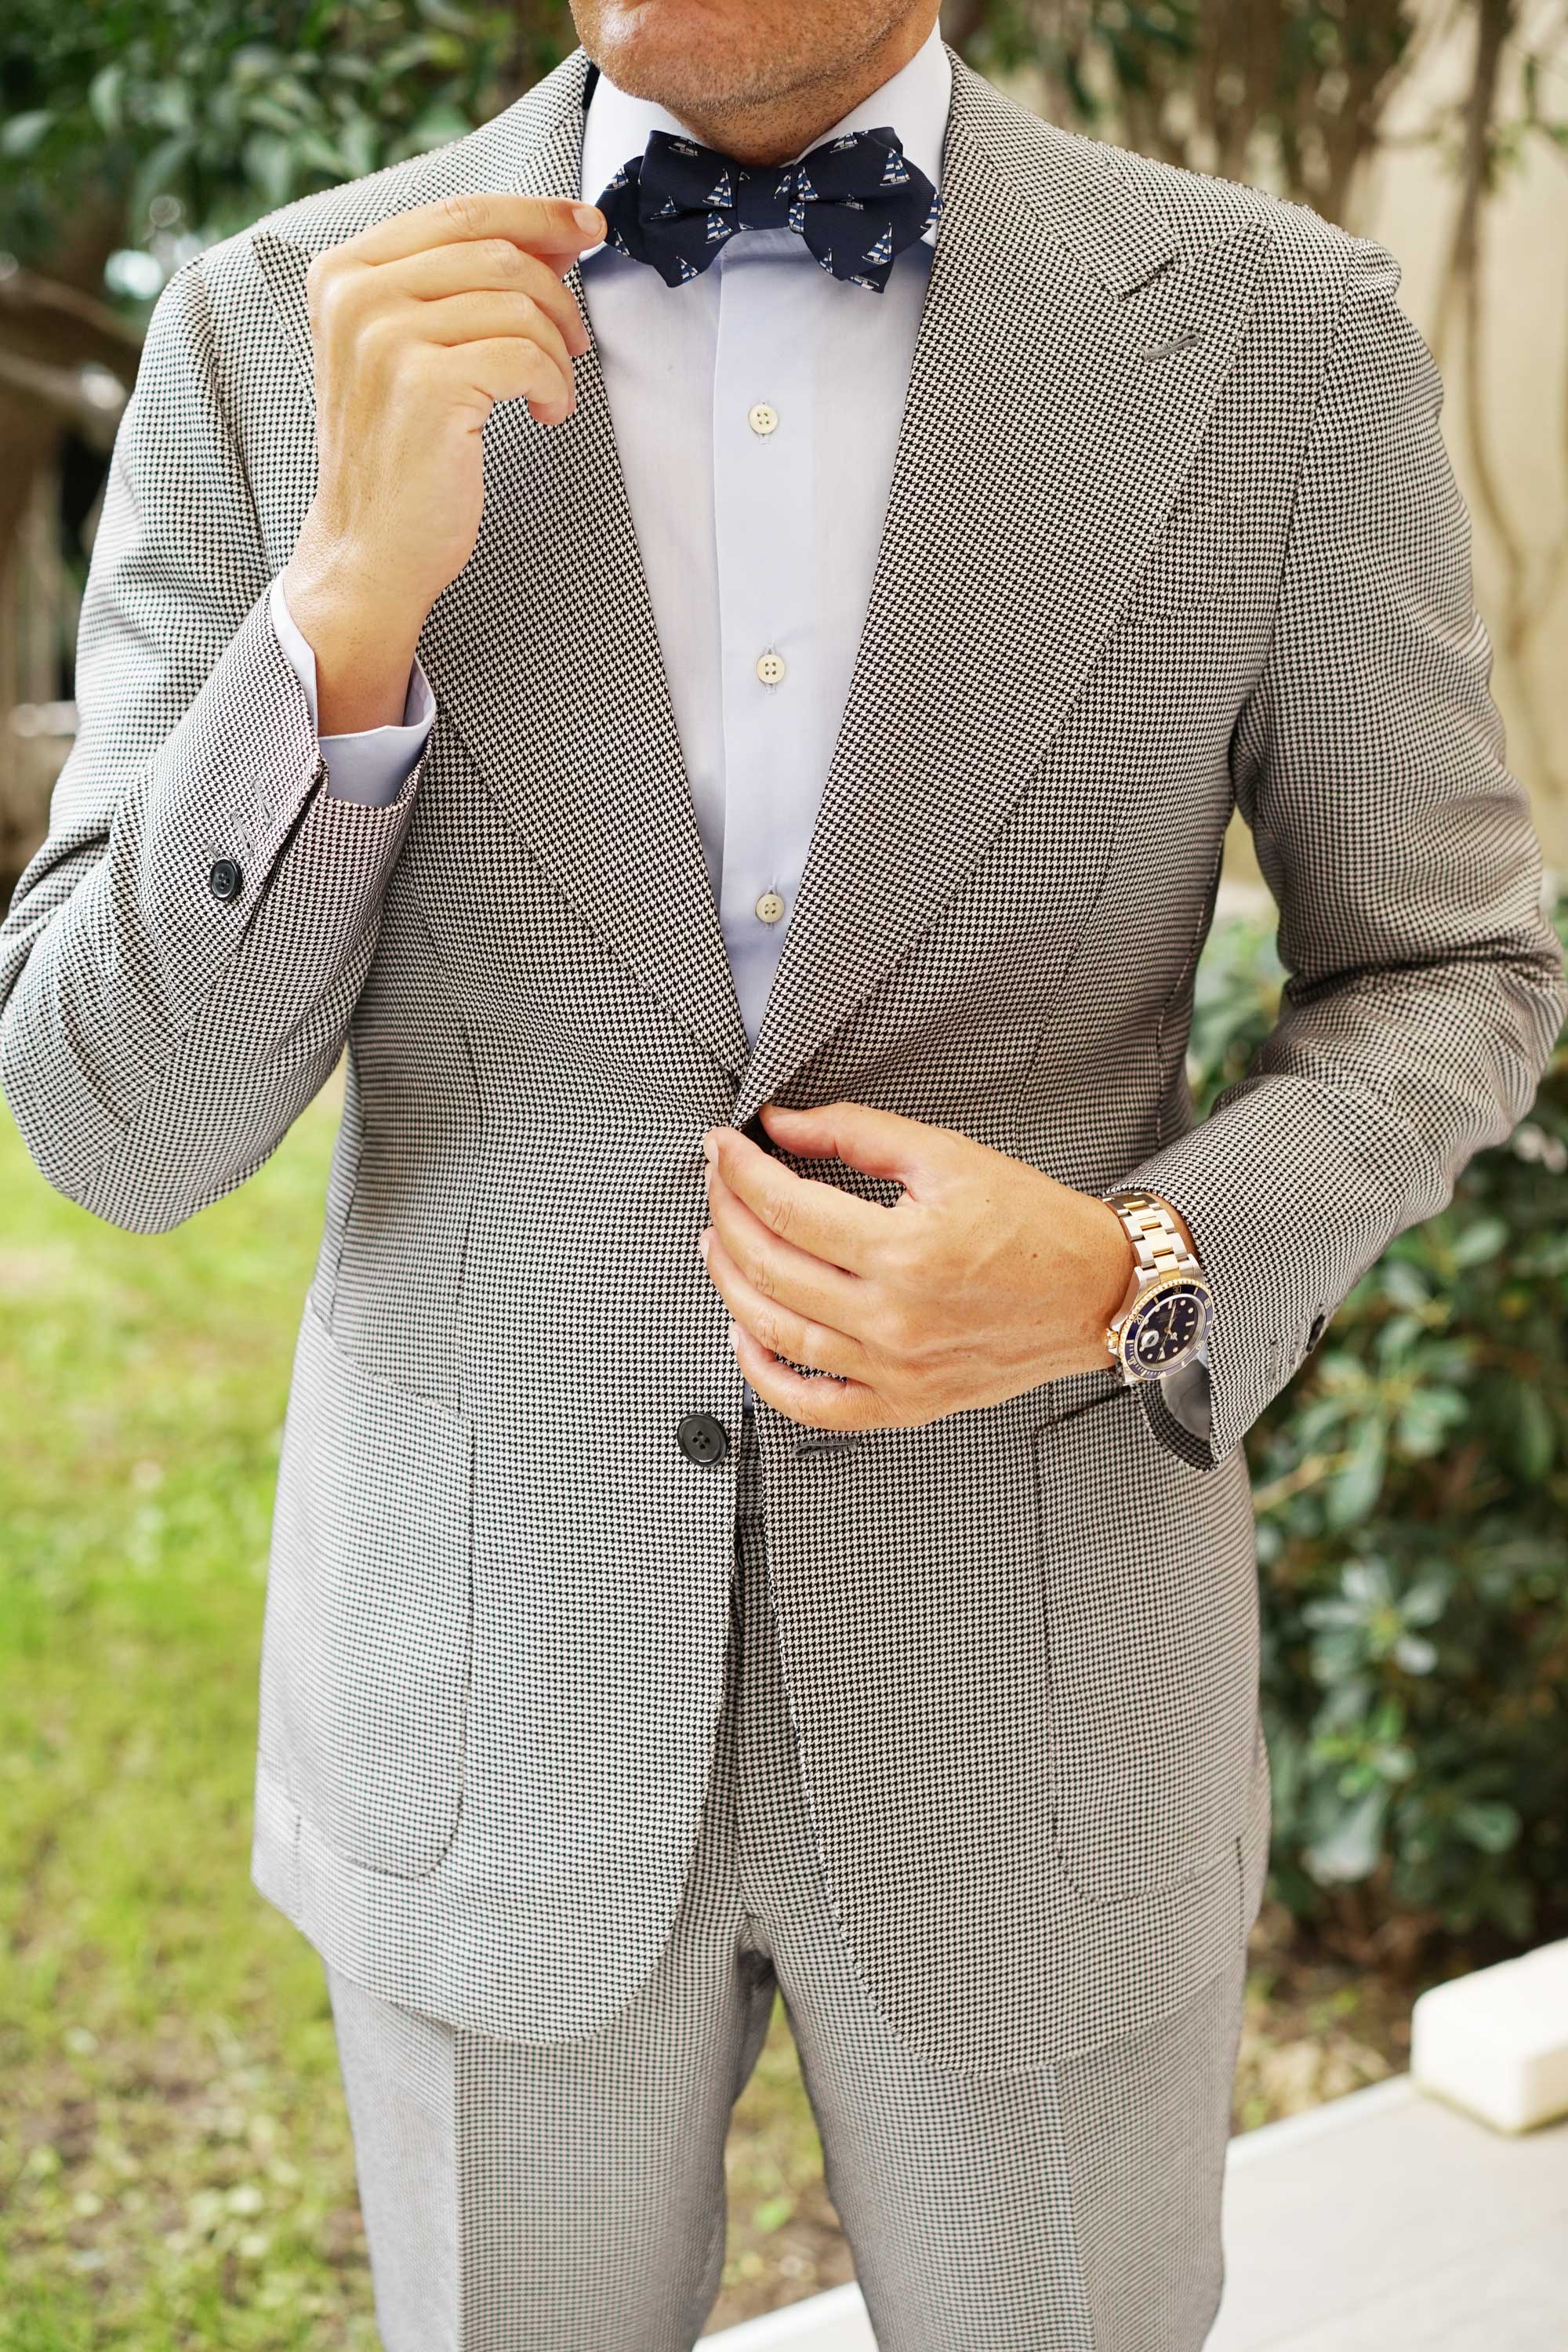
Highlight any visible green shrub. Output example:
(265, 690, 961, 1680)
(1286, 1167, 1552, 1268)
(1193, 894, 1568, 1965)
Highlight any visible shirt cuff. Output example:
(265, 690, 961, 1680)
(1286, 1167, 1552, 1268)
(267, 571, 435, 807)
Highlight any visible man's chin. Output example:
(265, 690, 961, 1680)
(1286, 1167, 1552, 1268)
(585, 0, 731, 76)
(579, 0, 800, 117)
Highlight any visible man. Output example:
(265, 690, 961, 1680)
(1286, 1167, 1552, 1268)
(2, 0, 1563, 2342)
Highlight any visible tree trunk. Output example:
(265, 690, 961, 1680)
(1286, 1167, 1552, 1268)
(0, 198, 130, 572)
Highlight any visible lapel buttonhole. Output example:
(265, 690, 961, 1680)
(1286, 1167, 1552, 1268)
(1139, 328, 1204, 361)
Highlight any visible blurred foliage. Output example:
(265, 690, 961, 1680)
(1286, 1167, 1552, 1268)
(0, 0, 578, 265)
(963, 0, 1416, 209)
(1192, 892, 1568, 1969)
(10, 0, 1566, 290)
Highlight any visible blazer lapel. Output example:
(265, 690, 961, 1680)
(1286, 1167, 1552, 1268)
(730, 51, 1271, 1131)
(252, 46, 753, 1083)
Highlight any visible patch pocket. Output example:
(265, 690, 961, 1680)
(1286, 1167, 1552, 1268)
(260, 1302, 474, 1878)
(1119, 494, 1238, 619)
(1030, 1390, 1259, 1902)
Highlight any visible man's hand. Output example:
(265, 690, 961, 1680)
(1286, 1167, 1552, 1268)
(697, 1100, 1137, 1431)
(283, 191, 605, 731)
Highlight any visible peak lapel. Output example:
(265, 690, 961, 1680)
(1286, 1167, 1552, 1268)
(252, 47, 752, 1084)
(729, 50, 1270, 1132)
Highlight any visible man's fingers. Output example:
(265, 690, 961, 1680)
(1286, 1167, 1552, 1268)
(433, 333, 578, 419)
(706, 1128, 896, 1276)
(757, 1098, 950, 1196)
(385, 238, 591, 354)
(704, 1173, 870, 1332)
(347, 191, 604, 273)
(419, 289, 578, 407)
(729, 1321, 880, 1432)
(699, 1230, 866, 1382)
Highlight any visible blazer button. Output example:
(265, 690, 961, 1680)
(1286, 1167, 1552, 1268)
(208, 858, 243, 902)
(677, 1411, 729, 1466)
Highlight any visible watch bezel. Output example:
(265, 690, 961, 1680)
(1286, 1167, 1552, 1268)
(1112, 1270, 1213, 1383)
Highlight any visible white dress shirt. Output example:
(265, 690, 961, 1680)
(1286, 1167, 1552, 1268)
(269, 16, 951, 1054)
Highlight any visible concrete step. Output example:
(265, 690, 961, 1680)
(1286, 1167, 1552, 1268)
(703, 2074, 1568, 2350)
(1410, 1936, 1568, 2134)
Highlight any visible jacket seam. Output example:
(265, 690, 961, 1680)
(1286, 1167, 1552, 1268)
(192, 248, 273, 579)
(1240, 224, 1363, 760)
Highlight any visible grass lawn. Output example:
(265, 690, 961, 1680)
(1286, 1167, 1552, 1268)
(0, 1071, 1406, 2347)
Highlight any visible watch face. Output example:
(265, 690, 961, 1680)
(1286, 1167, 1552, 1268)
(1120, 1279, 1210, 1379)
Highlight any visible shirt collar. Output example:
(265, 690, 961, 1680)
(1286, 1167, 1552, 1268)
(578, 16, 952, 266)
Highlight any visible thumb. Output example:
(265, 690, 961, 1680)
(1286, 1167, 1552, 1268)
(757, 1099, 948, 1196)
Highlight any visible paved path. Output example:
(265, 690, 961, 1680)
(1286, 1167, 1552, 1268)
(702, 2075, 1568, 2350)
(1210, 2076, 1568, 2350)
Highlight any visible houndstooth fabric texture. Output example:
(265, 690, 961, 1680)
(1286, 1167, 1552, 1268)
(1, 41, 1563, 2072)
(322, 1404, 1249, 2352)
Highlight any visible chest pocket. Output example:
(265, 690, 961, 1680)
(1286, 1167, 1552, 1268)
(1120, 494, 1239, 620)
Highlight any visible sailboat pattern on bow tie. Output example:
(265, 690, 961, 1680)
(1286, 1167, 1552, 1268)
(593, 120, 940, 290)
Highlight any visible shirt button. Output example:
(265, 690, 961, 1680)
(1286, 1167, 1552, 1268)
(754, 890, 786, 925)
(748, 402, 779, 437)
(756, 651, 786, 686)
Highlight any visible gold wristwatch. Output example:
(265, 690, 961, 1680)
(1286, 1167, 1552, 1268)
(1101, 1189, 1214, 1385)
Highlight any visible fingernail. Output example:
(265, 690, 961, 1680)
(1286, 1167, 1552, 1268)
(726, 1320, 739, 1348)
(696, 1229, 711, 1255)
(574, 205, 604, 234)
(702, 1134, 718, 1164)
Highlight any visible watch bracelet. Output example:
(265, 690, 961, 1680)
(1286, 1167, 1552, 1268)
(1102, 1187, 1203, 1283)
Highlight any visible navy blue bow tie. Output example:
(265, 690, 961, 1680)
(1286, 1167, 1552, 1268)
(593, 123, 941, 292)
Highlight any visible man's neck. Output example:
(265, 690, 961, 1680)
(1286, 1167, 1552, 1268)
(632, 7, 940, 167)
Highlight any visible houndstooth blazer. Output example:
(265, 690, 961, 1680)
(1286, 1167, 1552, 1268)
(3, 42, 1563, 2073)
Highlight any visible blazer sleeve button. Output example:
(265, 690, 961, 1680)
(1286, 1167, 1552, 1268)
(208, 858, 244, 902)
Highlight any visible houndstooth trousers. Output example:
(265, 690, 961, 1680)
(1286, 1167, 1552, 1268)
(323, 1403, 1248, 2352)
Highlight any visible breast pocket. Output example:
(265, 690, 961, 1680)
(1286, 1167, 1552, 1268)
(1119, 494, 1238, 620)
(259, 1302, 474, 1878)
(1030, 1389, 1259, 1902)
